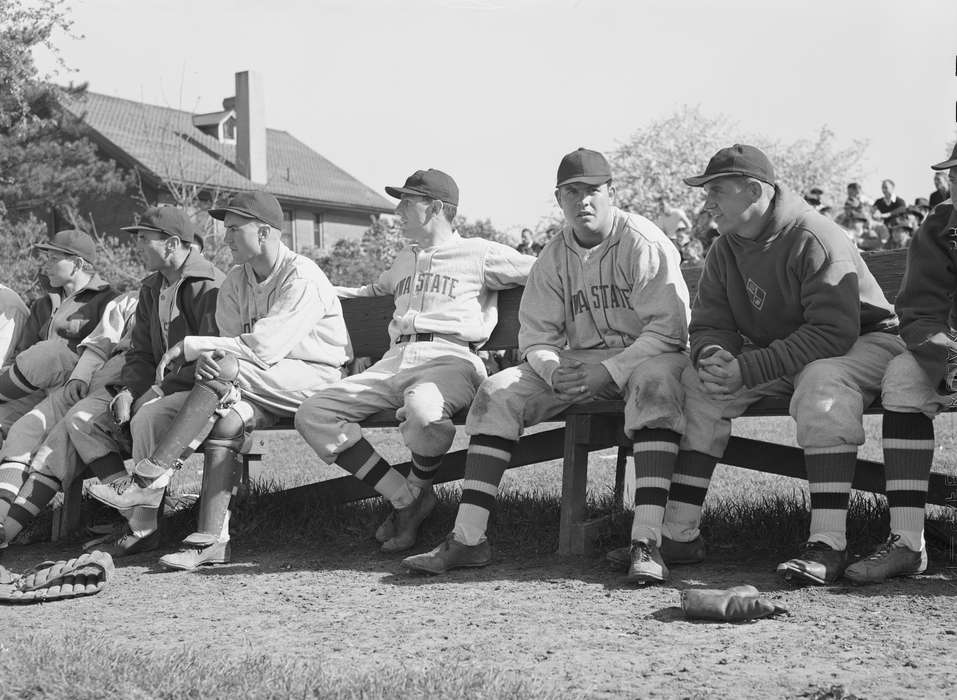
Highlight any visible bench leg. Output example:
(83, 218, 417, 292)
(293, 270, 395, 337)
(51, 477, 84, 542)
(614, 445, 628, 508)
(557, 414, 612, 556)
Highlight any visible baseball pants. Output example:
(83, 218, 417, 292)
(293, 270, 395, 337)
(296, 340, 486, 461)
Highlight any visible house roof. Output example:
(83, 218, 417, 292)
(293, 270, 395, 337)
(63, 91, 394, 214)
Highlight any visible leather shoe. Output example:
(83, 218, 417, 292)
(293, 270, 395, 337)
(381, 486, 437, 553)
(159, 533, 230, 571)
(402, 534, 491, 574)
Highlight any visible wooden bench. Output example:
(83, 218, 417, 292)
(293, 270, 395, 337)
(55, 248, 957, 553)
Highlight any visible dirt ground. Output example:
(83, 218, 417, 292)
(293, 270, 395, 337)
(2, 533, 955, 699)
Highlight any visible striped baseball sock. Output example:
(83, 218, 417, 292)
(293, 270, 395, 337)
(663, 450, 718, 542)
(0, 461, 30, 520)
(452, 435, 516, 546)
(335, 437, 414, 509)
(805, 445, 857, 551)
(631, 428, 680, 544)
(882, 411, 934, 552)
(0, 363, 38, 403)
(407, 452, 443, 492)
(3, 472, 61, 543)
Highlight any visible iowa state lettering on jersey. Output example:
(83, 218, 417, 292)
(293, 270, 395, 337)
(571, 285, 634, 315)
(394, 272, 460, 298)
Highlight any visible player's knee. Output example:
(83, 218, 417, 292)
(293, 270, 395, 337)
(402, 418, 454, 456)
(215, 352, 240, 382)
(206, 410, 246, 452)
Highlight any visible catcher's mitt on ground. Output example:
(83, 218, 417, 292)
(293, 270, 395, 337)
(0, 550, 114, 604)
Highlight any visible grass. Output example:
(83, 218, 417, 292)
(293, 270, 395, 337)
(0, 633, 560, 700)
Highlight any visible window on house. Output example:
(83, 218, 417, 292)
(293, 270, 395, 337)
(221, 115, 237, 143)
(281, 209, 294, 249)
(313, 213, 324, 249)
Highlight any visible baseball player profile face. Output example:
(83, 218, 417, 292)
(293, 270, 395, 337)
(395, 195, 433, 237)
(223, 212, 265, 264)
(702, 177, 758, 237)
(39, 250, 79, 288)
(135, 230, 173, 271)
(555, 181, 615, 239)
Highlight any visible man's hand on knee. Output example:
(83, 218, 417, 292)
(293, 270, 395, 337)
(552, 359, 612, 402)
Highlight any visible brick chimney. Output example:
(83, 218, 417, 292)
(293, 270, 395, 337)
(234, 70, 267, 184)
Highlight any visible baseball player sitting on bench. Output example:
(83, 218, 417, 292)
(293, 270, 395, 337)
(403, 148, 692, 583)
(295, 169, 536, 553)
(844, 145, 957, 584)
(0, 290, 137, 552)
(0, 230, 117, 415)
(0, 283, 30, 444)
(88, 192, 352, 570)
(661, 145, 903, 586)
(68, 207, 223, 557)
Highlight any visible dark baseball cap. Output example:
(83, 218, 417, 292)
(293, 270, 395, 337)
(208, 191, 283, 230)
(385, 169, 459, 206)
(931, 144, 957, 171)
(556, 148, 612, 188)
(684, 144, 776, 187)
(122, 206, 200, 243)
(34, 229, 97, 264)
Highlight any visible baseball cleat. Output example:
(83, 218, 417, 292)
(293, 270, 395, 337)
(607, 535, 706, 569)
(159, 533, 230, 571)
(87, 477, 164, 511)
(844, 535, 927, 584)
(374, 510, 396, 544)
(776, 540, 847, 585)
(626, 538, 669, 585)
(381, 486, 437, 553)
(401, 534, 491, 574)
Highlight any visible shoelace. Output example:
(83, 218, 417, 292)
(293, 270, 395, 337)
(864, 534, 901, 561)
(631, 542, 652, 562)
(108, 476, 135, 495)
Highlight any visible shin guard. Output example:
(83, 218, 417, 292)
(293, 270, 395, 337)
(133, 355, 240, 487)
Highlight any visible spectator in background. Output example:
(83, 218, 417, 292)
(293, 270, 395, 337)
(912, 198, 931, 223)
(929, 171, 950, 208)
(655, 197, 693, 240)
(515, 228, 542, 256)
(804, 187, 828, 213)
(873, 179, 907, 225)
(691, 206, 720, 253)
(845, 210, 882, 252)
(846, 182, 873, 209)
(885, 219, 914, 250)
(674, 228, 705, 266)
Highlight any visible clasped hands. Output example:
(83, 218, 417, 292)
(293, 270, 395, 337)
(551, 356, 612, 403)
(697, 347, 743, 396)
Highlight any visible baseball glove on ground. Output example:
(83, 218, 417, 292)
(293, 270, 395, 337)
(0, 550, 114, 604)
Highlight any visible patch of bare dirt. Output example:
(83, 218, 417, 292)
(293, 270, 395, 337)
(1, 538, 955, 698)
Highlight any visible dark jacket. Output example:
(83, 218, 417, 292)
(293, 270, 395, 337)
(17, 275, 116, 355)
(116, 251, 224, 400)
(894, 202, 957, 384)
(691, 185, 898, 388)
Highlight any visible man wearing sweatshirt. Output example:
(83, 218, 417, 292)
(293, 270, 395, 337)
(663, 144, 903, 585)
(845, 145, 957, 584)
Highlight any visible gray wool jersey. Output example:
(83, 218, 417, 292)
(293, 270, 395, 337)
(520, 207, 691, 388)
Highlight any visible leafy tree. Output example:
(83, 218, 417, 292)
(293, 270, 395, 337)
(455, 216, 511, 245)
(606, 105, 869, 223)
(310, 218, 404, 287)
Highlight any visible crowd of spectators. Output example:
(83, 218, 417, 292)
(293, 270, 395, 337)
(509, 172, 952, 263)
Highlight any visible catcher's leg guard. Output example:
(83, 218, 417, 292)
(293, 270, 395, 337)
(134, 353, 241, 486)
(158, 404, 249, 572)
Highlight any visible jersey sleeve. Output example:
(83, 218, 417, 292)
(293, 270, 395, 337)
(482, 242, 537, 289)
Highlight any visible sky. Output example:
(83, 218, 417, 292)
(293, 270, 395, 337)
(33, 0, 957, 234)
